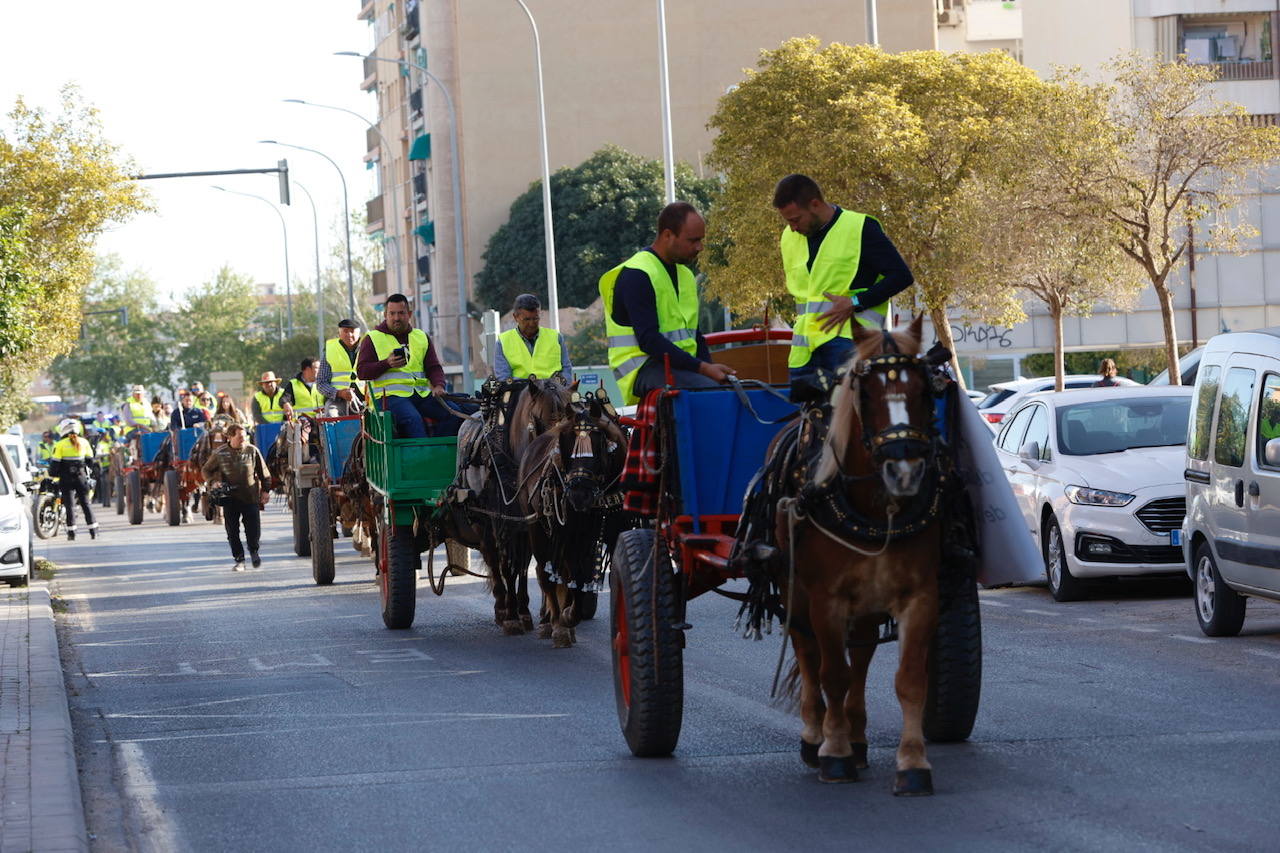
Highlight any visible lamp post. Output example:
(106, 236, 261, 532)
(282, 99, 405, 303)
(511, 0, 560, 330)
(293, 180, 325, 357)
(213, 185, 293, 338)
(259, 140, 356, 323)
(656, 0, 675, 204)
(337, 50, 472, 391)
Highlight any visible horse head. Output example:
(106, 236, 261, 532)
(817, 315, 937, 500)
(559, 393, 626, 513)
(509, 377, 576, 458)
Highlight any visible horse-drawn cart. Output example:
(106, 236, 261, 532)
(123, 430, 171, 526)
(163, 426, 204, 526)
(306, 414, 363, 585)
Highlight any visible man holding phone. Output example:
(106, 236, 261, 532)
(355, 292, 466, 438)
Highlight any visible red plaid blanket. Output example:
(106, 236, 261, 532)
(621, 389, 665, 516)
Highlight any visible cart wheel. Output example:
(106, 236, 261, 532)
(611, 528, 683, 757)
(379, 522, 417, 629)
(309, 488, 335, 586)
(923, 571, 982, 743)
(576, 590, 599, 621)
(126, 470, 143, 526)
(164, 470, 181, 527)
(115, 475, 125, 516)
(34, 494, 60, 540)
(292, 487, 311, 557)
(99, 474, 112, 507)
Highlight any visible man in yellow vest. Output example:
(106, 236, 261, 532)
(773, 174, 915, 386)
(493, 293, 572, 382)
(252, 372, 286, 425)
(355, 292, 468, 438)
(281, 358, 325, 419)
(120, 384, 153, 435)
(317, 318, 365, 416)
(599, 202, 736, 405)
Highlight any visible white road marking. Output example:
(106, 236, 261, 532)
(101, 713, 569, 745)
(248, 654, 334, 671)
(116, 741, 180, 852)
(1077, 617, 1100, 623)
(979, 599, 1010, 608)
(1246, 648, 1280, 660)
(177, 662, 224, 675)
(1127, 627, 1160, 633)
(1022, 608, 1059, 616)
(1171, 634, 1215, 644)
(354, 648, 434, 663)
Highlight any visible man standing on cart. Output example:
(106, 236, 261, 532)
(317, 318, 365, 416)
(599, 202, 737, 404)
(493, 293, 573, 382)
(772, 174, 915, 386)
(252, 372, 286, 425)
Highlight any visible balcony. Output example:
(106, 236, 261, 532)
(403, 0, 421, 40)
(358, 0, 374, 21)
(417, 255, 431, 282)
(412, 172, 427, 201)
(1178, 13, 1277, 81)
(366, 195, 384, 231)
(409, 87, 423, 116)
(1197, 59, 1277, 81)
(372, 269, 387, 296)
(366, 126, 381, 155)
(360, 54, 378, 91)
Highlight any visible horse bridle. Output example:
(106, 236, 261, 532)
(850, 348, 937, 465)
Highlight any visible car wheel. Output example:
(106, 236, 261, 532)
(1194, 542, 1245, 637)
(1044, 514, 1087, 602)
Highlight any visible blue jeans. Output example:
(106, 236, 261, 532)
(788, 336, 855, 384)
(381, 393, 466, 438)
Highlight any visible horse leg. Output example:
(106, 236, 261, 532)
(533, 557, 557, 640)
(550, 584, 573, 648)
(891, 592, 938, 796)
(790, 624, 826, 769)
(845, 617, 879, 770)
(517, 550, 534, 633)
(811, 591, 857, 783)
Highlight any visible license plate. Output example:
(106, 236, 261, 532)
(1169, 529, 1182, 546)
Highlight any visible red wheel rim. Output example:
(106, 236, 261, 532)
(614, 587, 631, 708)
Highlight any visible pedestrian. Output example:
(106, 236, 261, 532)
(1094, 358, 1121, 387)
(201, 422, 270, 572)
(198, 392, 216, 420)
(214, 392, 248, 425)
(120, 385, 154, 435)
(598, 201, 737, 404)
(355, 293, 470, 438)
(771, 174, 915, 390)
(493, 293, 573, 382)
(36, 431, 56, 467)
(49, 418, 98, 541)
(170, 390, 209, 430)
(252, 372, 286, 425)
(317, 318, 366, 416)
(281, 357, 325, 419)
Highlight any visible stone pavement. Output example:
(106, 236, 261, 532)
(0, 584, 88, 852)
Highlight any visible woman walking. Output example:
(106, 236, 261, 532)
(49, 418, 98, 541)
(201, 423, 271, 571)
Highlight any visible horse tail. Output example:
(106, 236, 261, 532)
(772, 657, 803, 712)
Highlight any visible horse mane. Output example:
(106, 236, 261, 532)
(814, 318, 925, 488)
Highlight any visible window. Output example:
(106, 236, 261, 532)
(977, 388, 1014, 410)
(1189, 364, 1221, 461)
(1022, 405, 1050, 458)
(1056, 396, 1193, 456)
(1214, 367, 1257, 468)
(998, 406, 1034, 454)
(1257, 374, 1280, 466)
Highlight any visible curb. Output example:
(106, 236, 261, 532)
(25, 585, 89, 852)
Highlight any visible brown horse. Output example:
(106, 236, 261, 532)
(774, 315, 945, 795)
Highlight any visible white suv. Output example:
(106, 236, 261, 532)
(977, 375, 1138, 430)
(1183, 329, 1280, 635)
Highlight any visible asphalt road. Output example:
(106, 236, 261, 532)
(39, 503, 1280, 852)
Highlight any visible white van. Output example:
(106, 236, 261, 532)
(1182, 329, 1280, 635)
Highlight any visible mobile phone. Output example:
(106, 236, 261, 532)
(392, 346, 408, 361)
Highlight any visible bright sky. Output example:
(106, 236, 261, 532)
(0, 1, 378, 306)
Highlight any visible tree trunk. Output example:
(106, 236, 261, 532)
(1052, 305, 1065, 392)
(1156, 283, 1182, 386)
(930, 306, 965, 390)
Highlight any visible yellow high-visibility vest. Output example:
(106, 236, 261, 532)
(498, 327, 563, 379)
(288, 378, 325, 416)
(367, 328, 432, 397)
(123, 398, 152, 427)
(254, 389, 285, 423)
(324, 337, 365, 393)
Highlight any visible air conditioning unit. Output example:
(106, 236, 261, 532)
(936, 0, 961, 27)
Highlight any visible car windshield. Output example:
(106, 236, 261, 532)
(978, 388, 1015, 410)
(1056, 396, 1192, 456)
(3, 444, 19, 469)
(0, 466, 10, 496)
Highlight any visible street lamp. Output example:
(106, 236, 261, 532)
(656, 0, 675, 204)
(282, 99, 406, 304)
(212, 185, 293, 338)
(337, 50, 473, 391)
(511, 0, 560, 331)
(259, 140, 357, 324)
(293, 180, 325, 357)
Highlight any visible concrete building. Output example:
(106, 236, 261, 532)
(355, 0, 938, 385)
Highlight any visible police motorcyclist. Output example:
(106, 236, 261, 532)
(49, 418, 99, 541)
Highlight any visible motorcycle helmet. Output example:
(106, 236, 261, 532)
(57, 418, 82, 437)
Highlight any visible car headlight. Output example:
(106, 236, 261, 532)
(0, 513, 22, 533)
(1065, 485, 1135, 507)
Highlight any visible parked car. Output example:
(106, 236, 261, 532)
(0, 441, 34, 587)
(994, 386, 1195, 601)
(1148, 346, 1203, 387)
(0, 432, 37, 482)
(1182, 329, 1280, 636)
(977, 375, 1140, 430)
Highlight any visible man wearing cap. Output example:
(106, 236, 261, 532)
(120, 385, 154, 434)
(281, 358, 325, 419)
(493, 293, 573, 382)
(317, 318, 365, 416)
(170, 390, 209, 429)
(252, 372, 286, 425)
(355, 292, 467, 438)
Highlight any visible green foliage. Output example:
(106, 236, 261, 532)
(566, 311, 608, 367)
(175, 266, 262, 384)
(477, 144, 719, 311)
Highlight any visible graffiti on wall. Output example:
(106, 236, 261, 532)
(952, 324, 1014, 349)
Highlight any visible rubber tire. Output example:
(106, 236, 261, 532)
(309, 488, 335, 586)
(115, 475, 125, 516)
(1194, 541, 1246, 637)
(611, 528, 683, 757)
(1044, 514, 1087, 602)
(164, 469, 181, 526)
(380, 523, 417, 629)
(576, 590, 599, 621)
(99, 473, 112, 507)
(291, 487, 311, 557)
(924, 571, 983, 743)
(34, 494, 59, 540)
(127, 470, 143, 526)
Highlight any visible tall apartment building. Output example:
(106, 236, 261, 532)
(355, 0, 937, 384)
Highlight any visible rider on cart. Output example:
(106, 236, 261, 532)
(492, 293, 573, 383)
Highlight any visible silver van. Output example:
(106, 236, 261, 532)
(1182, 329, 1280, 635)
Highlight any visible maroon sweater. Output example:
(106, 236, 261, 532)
(355, 320, 446, 388)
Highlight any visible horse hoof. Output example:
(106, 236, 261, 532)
(818, 755, 859, 783)
(800, 740, 820, 769)
(551, 628, 572, 649)
(893, 769, 933, 797)
(537, 623, 553, 639)
(853, 742, 869, 770)
(520, 614, 535, 632)
(502, 620, 525, 636)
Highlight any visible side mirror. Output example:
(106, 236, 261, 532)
(1266, 437, 1280, 468)
(1018, 441, 1041, 463)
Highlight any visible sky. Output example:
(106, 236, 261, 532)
(0, 1, 379, 307)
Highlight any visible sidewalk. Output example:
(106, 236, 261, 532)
(0, 584, 88, 852)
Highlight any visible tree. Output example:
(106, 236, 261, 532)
(705, 40, 1053, 379)
(0, 87, 147, 426)
(173, 266, 263, 384)
(1100, 54, 1280, 384)
(476, 144, 720, 312)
